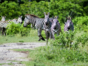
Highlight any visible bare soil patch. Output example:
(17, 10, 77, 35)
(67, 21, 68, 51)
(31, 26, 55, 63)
(0, 42, 46, 66)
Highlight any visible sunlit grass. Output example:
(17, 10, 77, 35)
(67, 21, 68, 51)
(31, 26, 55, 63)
(13, 49, 32, 52)
(0, 29, 45, 44)
(1, 24, 88, 66)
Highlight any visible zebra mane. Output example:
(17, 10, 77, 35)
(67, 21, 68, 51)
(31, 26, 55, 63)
(25, 14, 39, 18)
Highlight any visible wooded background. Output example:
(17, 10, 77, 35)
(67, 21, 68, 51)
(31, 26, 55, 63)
(0, 0, 88, 24)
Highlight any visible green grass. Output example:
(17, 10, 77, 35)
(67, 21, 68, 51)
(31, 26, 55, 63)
(0, 29, 46, 44)
(0, 63, 5, 65)
(12, 29, 88, 66)
(1, 25, 88, 66)
(21, 61, 88, 66)
(14, 47, 88, 66)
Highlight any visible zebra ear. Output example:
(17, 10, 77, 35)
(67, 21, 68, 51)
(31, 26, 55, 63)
(56, 16, 58, 19)
(55, 16, 58, 19)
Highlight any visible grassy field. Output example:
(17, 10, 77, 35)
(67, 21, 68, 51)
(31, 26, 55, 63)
(1, 25, 88, 66)
(14, 46, 88, 66)
(13, 29, 88, 66)
(0, 29, 46, 44)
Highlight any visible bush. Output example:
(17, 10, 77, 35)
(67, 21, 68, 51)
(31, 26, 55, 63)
(73, 16, 88, 26)
(6, 22, 30, 36)
(0, 1, 22, 19)
(30, 44, 88, 65)
(29, 30, 88, 66)
(20, 0, 83, 23)
(72, 16, 88, 32)
(0, 0, 85, 23)
(51, 30, 88, 49)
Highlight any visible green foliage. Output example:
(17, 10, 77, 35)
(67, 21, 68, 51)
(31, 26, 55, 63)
(0, 1, 22, 19)
(0, 0, 88, 65)
(73, 16, 88, 25)
(28, 28, 88, 66)
(0, 29, 42, 44)
(19, 0, 83, 23)
(6, 22, 30, 36)
(51, 30, 88, 49)
(73, 16, 88, 32)
(49, 1, 83, 23)
(29, 45, 88, 66)
(0, 0, 86, 22)
(51, 31, 74, 48)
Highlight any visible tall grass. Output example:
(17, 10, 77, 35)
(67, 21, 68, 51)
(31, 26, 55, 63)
(21, 29, 88, 66)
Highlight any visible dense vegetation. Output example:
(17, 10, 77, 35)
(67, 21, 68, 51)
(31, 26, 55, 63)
(0, 0, 88, 66)
(6, 22, 30, 36)
(0, 0, 88, 22)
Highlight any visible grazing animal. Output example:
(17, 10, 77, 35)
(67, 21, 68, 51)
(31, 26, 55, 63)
(17, 16, 23, 24)
(0, 21, 8, 35)
(51, 16, 61, 39)
(43, 12, 53, 44)
(0, 16, 23, 35)
(0, 16, 7, 35)
(0, 27, 6, 35)
(9, 16, 23, 24)
(24, 14, 38, 29)
(23, 14, 45, 41)
(10, 19, 18, 24)
(64, 16, 74, 32)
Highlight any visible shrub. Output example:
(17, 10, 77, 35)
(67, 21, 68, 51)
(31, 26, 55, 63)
(20, 1, 83, 23)
(50, 31, 74, 48)
(73, 16, 88, 26)
(72, 16, 88, 32)
(0, 1, 22, 19)
(29, 30, 88, 66)
(30, 44, 88, 65)
(6, 22, 30, 36)
(28, 30, 88, 66)
(51, 30, 88, 49)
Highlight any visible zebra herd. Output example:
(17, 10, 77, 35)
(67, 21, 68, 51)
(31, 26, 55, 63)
(0, 16, 23, 35)
(23, 12, 74, 43)
(0, 12, 74, 42)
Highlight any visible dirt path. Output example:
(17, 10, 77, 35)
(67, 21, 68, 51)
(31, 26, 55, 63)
(0, 42, 46, 66)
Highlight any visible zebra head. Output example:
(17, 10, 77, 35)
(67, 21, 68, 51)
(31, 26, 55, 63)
(52, 16, 58, 30)
(64, 16, 74, 31)
(44, 12, 50, 26)
(23, 15, 31, 27)
(66, 17, 72, 30)
(17, 16, 23, 24)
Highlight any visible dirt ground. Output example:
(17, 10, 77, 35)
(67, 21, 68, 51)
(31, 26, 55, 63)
(0, 42, 46, 66)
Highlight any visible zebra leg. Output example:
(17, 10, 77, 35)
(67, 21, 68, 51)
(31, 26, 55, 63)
(2, 28, 6, 36)
(50, 30, 55, 39)
(38, 29, 42, 41)
(45, 31, 49, 40)
(38, 35, 45, 41)
(38, 29, 45, 41)
(41, 36, 45, 41)
(45, 31, 49, 45)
